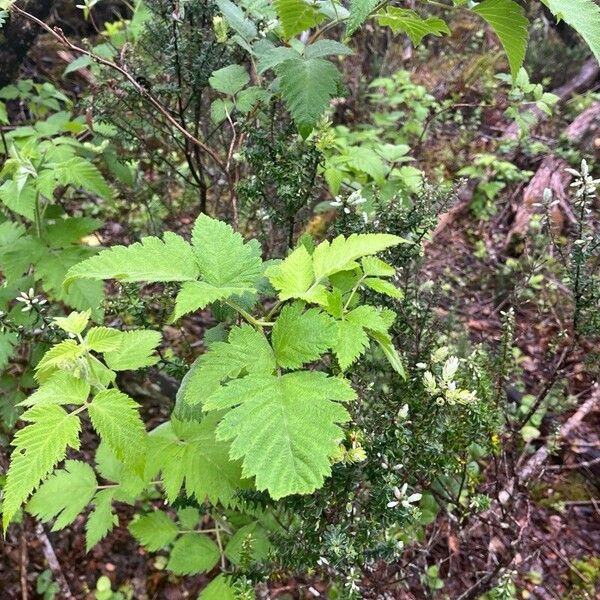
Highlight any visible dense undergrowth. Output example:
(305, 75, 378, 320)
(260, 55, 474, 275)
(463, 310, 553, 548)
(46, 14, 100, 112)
(1, 0, 600, 598)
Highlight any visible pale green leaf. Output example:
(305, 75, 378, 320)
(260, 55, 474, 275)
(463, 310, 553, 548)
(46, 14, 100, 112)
(87, 389, 146, 474)
(333, 318, 369, 371)
(63, 232, 199, 289)
(19, 371, 90, 408)
(167, 533, 220, 575)
(28, 460, 96, 531)
(3, 404, 81, 530)
(84, 327, 123, 352)
(56, 157, 112, 200)
(347, 0, 378, 36)
(35, 340, 84, 382)
(128, 511, 179, 551)
(86, 489, 117, 551)
(102, 329, 162, 371)
(304, 40, 353, 58)
(53, 309, 91, 335)
(271, 302, 336, 369)
(361, 256, 395, 277)
(198, 575, 236, 600)
(472, 0, 529, 80)
(205, 371, 355, 499)
(266, 245, 315, 301)
(362, 277, 403, 299)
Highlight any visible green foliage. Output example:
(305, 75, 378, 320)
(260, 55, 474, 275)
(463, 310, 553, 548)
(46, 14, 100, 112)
(376, 8, 450, 46)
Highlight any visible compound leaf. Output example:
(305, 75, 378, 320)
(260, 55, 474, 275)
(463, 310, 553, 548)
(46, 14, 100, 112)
(129, 511, 179, 551)
(167, 533, 220, 575)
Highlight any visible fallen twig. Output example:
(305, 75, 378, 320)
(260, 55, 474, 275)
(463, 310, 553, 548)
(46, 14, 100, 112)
(35, 523, 74, 599)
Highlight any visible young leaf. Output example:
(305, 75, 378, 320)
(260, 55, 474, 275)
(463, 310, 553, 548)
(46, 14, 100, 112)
(128, 511, 179, 551)
(542, 0, 600, 64)
(276, 57, 341, 137)
(472, 0, 529, 80)
(102, 329, 162, 371)
(86, 489, 117, 552)
(204, 371, 356, 498)
(274, 0, 325, 39)
(56, 157, 112, 200)
(34, 339, 84, 382)
(362, 277, 403, 299)
(199, 575, 236, 600)
(84, 327, 123, 352)
(183, 324, 276, 406)
(361, 256, 395, 277)
(146, 414, 248, 506)
(312, 233, 403, 280)
(19, 371, 90, 408)
(376, 8, 450, 46)
(167, 533, 220, 575)
(271, 302, 336, 369)
(3, 404, 81, 530)
(63, 233, 199, 290)
(346, 0, 378, 36)
(87, 389, 146, 475)
(266, 245, 315, 301)
(53, 310, 91, 335)
(27, 460, 97, 531)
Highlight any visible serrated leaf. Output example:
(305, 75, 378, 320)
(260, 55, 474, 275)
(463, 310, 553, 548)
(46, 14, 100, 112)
(370, 329, 406, 378)
(347, 146, 386, 185)
(347, 0, 378, 36)
(86, 489, 117, 551)
(63, 232, 199, 290)
(271, 302, 336, 369)
(27, 460, 96, 531)
(361, 256, 395, 277)
(199, 575, 236, 600)
(312, 233, 402, 280)
(274, 0, 325, 38)
(146, 414, 248, 506)
(192, 214, 263, 290)
(129, 511, 179, 551)
(215, 0, 257, 40)
(95, 442, 146, 500)
(362, 277, 403, 299)
(333, 318, 369, 370)
(84, 327, 123, 352)
(276, 57, 340, 137)
(35, 339, 84, 382)
(183, 324, 275, 406)
(256, 45, 301, 73)
(542, 0, 600, 64)
(53, 309, 91, 335)
(376, 8, 450, 46)
(56, 157, 112, 200)
(102, 329, 162, 371)
(177, 507, 200, 530)
(3, 404, 81, 530)
(44, 217, 102, 248)
(304, 40, 353, 59)
(266, 245, 315, 301)
(167, 533, 220, 575)
(472, 0, 529, 80)
(19, 371, 90, 408)
(87, 389, 146, 474)
(209, 64, 250, 95)
(204, 371, 355, 498)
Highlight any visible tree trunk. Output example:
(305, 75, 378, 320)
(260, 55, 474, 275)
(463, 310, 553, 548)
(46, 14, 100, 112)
(0, 0, 53, 88)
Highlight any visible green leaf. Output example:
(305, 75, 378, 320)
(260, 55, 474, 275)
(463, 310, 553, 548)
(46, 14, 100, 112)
(266, 245, 315, 301)
(215, 0, 257, 40)
(44, 217, 102, 248)
(271, 302, 336, 369)
(3, 404, 81, 530)
(183, 324, 276, 406)
(542, 0, 600, 64)
(172, 282, 254, 322)
(63, 232, 199, 290)
(472, 0, 529, 80)
(19, 371, 90, 408)
(0, 331, 17, 370)
(312, 232, 402, 280)
(347, 0, 378, 36)
(95, 442, 146, 499)
(35, 339, 84, 382)
(361, 256, 395, 277)
(276, 57, 341, 137)
(209, 64, 250, 95)
(27, 460, 96, 531)
(129, 511, 179, 551)
(347, 146, 386, 185)
(87, 389, 146, 474)
(376, 8, 450, 46)
(53, 309, 91, 335)
(304, 40, 353, 59)
(333, 318, 369, 370)
(86, 488, 117, 552)
(370, 329, 406, 378)
(362, 277, 403, 299)
(84, 327, 123, 352)
(224, 522, 271, 564)
(191, 214, 263, 290)
(102, 329, 162, 371)
(199, 575, 236, 600)
(204, 371, 355, 499)
(167, 533, 220, 575)
(56, 157, 112, 200)
(256, 45, 301, 73)
(274, 0, 325, 39)
(177, 507, 200, 530)
(146, 414, 248, 506)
